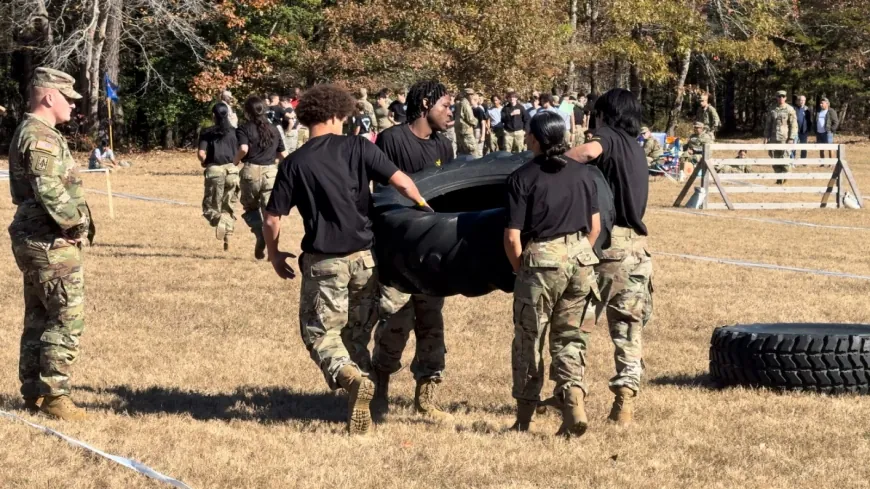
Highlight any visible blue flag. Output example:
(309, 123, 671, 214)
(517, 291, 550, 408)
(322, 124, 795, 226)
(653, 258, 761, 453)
(105, 74, 119, 102)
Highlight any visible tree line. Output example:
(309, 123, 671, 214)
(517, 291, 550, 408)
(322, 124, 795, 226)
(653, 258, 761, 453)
(1, 0, 866, 150)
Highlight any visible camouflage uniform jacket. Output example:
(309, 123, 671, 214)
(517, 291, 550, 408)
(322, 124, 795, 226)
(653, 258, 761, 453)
(685, 132, 714, 157)
(643, 137, 663, 162)
(696, 106, 721, 134)
(8, 114, 91, 239)
(455, 99, 477, 137)
(764, 104, 798, 143)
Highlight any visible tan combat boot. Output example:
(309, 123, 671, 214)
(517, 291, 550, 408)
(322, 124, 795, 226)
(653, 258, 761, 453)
(336, 366, 374, 435)
(509, 400, 537, 432)
(23, 397, 43, 414)
(414, 378, 453, 423)
(556, 387, 588, 438)
(370, 370, 391, 424)
(40, 395, 87, 421)
(607, 386, 637, 426)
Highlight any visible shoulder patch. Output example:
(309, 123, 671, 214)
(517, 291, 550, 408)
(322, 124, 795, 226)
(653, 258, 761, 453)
(35, 156, 48, 172)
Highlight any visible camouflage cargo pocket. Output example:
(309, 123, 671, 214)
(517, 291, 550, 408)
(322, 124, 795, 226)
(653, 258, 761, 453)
(40, 238, 81, 283)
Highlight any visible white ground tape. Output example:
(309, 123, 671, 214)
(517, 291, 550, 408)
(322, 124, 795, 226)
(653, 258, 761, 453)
(656, 208, 870, 232)
(655, 251, 870, 281)
(0, 409, 192, 488)
(86, 188, 194, 206)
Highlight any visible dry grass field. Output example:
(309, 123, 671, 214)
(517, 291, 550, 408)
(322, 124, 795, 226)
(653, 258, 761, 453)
(2, 139, 870, 489)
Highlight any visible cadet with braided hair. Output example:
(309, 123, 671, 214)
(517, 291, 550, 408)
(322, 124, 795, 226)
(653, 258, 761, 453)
(504, 110, 601, 437)
(371, 79, 455, 423)
(234, 96, 288, 259)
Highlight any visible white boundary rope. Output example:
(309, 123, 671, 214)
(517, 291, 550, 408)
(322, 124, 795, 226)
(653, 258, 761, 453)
(654, 251, 870, 281)
(0, 409, 192, 488)
(654, 208, 870, 232)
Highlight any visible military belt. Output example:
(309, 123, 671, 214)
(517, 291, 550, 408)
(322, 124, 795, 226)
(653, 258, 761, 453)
(611, 226, 642, 238)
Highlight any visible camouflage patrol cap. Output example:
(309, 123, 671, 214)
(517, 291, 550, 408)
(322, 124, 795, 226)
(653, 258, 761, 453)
(775, 90, 787, 97)
(33, 67, 82, 100)
(693, 121, 706, 128)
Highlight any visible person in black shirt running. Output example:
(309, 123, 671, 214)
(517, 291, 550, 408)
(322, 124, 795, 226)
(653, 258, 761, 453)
(370, 80, 455, 423)
(564, 88, 652, 427)
(351, 101, 374, 142)
(504, 110, 601, 437)
(263, 84, 430, 435)
(233, 96, 287, 259)
(197, 103, 240, 250)
(388, 91, 407, 124)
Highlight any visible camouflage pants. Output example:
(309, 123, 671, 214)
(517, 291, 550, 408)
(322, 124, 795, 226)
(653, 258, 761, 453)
(768, 149, 790, 175)
(297, 127, 310, 148)
(485, 127, 505, 154)
(504, 130, 525, 153)
(240, 163, 277, 231)
(456, 131, 479, 157)
(573, 126, 585, 146)
(284, 129, 299, 154)
(202, 163, 240, 236)
(512, 233, 599, 402)
(372, 286, 446, 381)
(594, 227, 654, 393)
(299, 250, 379, 389)
(10, 232, 85, 398)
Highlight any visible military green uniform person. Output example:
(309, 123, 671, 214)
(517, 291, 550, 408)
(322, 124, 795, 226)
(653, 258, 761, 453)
(370, 80, 455, 424)
(765, 90, 798, 184)
(680, 122, 713, 178)
(262, 84, 430, 435)
(199, 103, 240, 250)
(8, 67, 93, 421)
(640, 127, 663, 166)
(565, 89, 653, 427)
(233, 96, 288, 259)
(504, 111, 601, 437)
(696, 93, 720, 139)
(455, 88, 479, 157)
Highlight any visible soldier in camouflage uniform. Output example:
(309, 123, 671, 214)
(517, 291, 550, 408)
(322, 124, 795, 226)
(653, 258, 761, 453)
(640, 127, 663, 166)
(198, 103, 240, 250)
(765, 90, 798, 184)
(505, 111, 601, 437)
(455, 88, 479, 157)
(8, 68, 93, 421)
(696, 93, 720, 139)
(680, 122, 713, 178)
(262, 84, 430, 435)
(564, 89, 653, 427)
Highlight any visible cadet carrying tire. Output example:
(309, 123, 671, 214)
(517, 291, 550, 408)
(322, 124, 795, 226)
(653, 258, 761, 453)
(709, 323, 870, 394)
(371, 151, 614, 298)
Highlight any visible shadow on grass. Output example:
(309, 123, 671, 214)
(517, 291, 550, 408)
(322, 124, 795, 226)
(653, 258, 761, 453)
(0, 393, 28, 412)
(79, 385, 346, 423)
(88, 252, 233, 261)
(648, 373, 720, 390)
(389, 395, 514, 416)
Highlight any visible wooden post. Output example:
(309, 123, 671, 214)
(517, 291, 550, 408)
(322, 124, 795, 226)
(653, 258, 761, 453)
(107, 97, 114, 151)
(700, 143, 711, 209)
(105, 169, 115, 219)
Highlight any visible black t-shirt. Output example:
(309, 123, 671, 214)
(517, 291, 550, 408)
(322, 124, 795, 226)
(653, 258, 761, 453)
(237, 121, 285, 164)
(267, 105, 285, 126)
(280, 107, 295, 131)
(265, 135, 399, 254)
(354, 114, 373, 135)
(388, 100, 407, 124)
(573, 105, 584, 126)
(473, 106, 487, 130)
(376, 124, 455, 175)
(502, 103, 528, 132)
(198, 127, 238, 165)
(588, 126, 648, 235)
(506, 155, 599, 243)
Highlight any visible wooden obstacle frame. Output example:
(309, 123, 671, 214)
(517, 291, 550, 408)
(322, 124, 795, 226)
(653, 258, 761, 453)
(672, 143, 863, 210)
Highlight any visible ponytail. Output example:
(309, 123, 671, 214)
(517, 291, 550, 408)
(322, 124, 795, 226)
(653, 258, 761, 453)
(243, 96, 275, 149)
(529, 111, 571, 170)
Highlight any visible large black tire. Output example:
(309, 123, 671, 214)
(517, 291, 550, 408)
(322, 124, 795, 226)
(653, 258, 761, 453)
(709, 323, 870, 394)
(372, 151, 614, 298)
